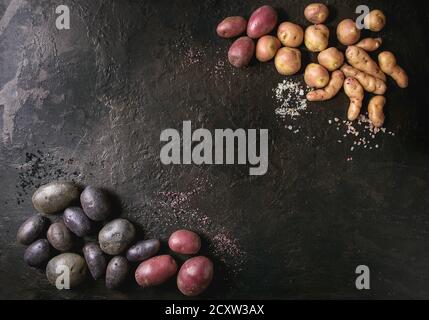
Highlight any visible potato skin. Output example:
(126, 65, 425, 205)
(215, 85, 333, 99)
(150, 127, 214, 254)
(98, 218, 136, 255)
(304, 3, 329, 24)
(177, 256, 214, 296)
(80, 186, 112, 221)
(364, 10, 386, 32)
(304, 24, 329, 52)
(135, 255, 178, 287)
(255, 35, 281, 62)
(17, 215, 49, 245)
(168, 230, 201, 255)
(126, 239, 161, 262)
(46, 253, 87, 288)
(337, 19, 361, 45)
(317, 47, 344, 71)
(247, 5, 278, 39)
(32, 181, 80, 214)
(228, 36, 255, 68)
(304, 63, 330, 88)
(47, 222, 74, 252)
(83, 242, 107, 280)
(106, 256, 128, 289)
(274, 47, 301, 76)
(24, 239, 51, 267)
(216, 16, 247, 38)
(277, 22, 304, 48)
(63, 207, 92, 237)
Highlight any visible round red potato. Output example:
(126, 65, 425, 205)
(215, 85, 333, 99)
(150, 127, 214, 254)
(256, 35, 281, 62)
(135, 255, 178, 287)
(364, 10, 386, 32)
(228, 36, 255, 68)
(177, 256, 214, 296)
(304, 24, 329, 52)
(304, 63, 330, 88)
(247, 5, 278, 39)
(337, 19, 361, 45)
(304, 3, 329, 24)
(168, 229, 201, 255)
(274, 47, 301, 76)
(277, 22, 304, 48)
(216, 16, 247, 38)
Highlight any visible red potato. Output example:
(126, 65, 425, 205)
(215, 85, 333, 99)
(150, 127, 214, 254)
(304, 24, 329, 52)
(177, 256, 214, 296)
(304, 63, 330, 88)
(304, 3, 329, 24)
(216, 16, 247, 38)
(317, 47, 344, 71)
(135, 255, 178, 287)
(168, 230, 202, 255)
(277, 22, 304, 48)
(247, 5, 278, 39)
(228, 36, 255, 68)
(256, 35, 281, 62)
(337, 19, 361, 45)
(274, 47, 301, 76)
(364, 10, 386, 32)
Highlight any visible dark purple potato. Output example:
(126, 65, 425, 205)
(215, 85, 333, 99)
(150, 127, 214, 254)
(177, 256, 214, 296)
(63, 207, 92, 237)
(98, 218, 136, 255)
(168, 230, 201, 255)
(83, 242, 107, 280)
(47, 222, 74, 252)
(17, 215, 49, 245)
(80, 186, 112, 221)
(24, 239, 51, 267)
(126, 239, 160, 262)
(106, 256, 128, 289)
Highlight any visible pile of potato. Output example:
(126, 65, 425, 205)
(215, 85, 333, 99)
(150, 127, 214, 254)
(17, 181, 213, 296)
(217, 4, 409, 127)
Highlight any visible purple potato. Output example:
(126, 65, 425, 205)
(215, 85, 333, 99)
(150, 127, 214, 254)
(98, 219, 136, 255)
(24, 239, 51, 267)
(47, 222, 74, 252)
(83, 242, 107, 280)
(17, 215, 49, 245)
(126, 239, 160, 262)
(80, 186, 112, 221)
(63, 207, 92, 237)
(106, 256, 128, 289)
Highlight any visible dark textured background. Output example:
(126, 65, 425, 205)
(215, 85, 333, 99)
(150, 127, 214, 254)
(0, 0, 428, 299)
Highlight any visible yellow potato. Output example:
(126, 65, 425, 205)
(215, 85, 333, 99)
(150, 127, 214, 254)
(341, 64, 386, 95)
(368, 96, 386, 128)
(343, 77, 364, 121)
(304, 24, 329, 52)
(317, 47, 344, 71)
(346, 46, 386, 81)
(356, 37, 382, 52)
(306, 70, 344, 101)
(378, 51, 408, 88)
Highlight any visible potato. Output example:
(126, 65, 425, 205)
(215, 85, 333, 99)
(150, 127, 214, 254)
(317, 47, 344, 71)
(304, 3, 329, 24)
(168, 230, 201, 255)
(177, 256, 214, 296)
(32, 181, 80, 214)
(304, 24, 329, 52)
(368, 95, 386, 128)
(24, 239, 51, 267)
(306, 70, 344, 101)
(356, 37, 383, 52)
(304, 63, 330, 88)
(83, 242, 107, 280)
(63, 207, 92, 237)
(274, 47, 301, 76)
(364, 10, 386, 32)
(126, 239, 161, 262)
(80, 186, 112, 221)
(47, 221, 74, 252)
(277, 22, 304, 48)
(337, 19, 361, 45)
(17, 215, 49, 245)
(135, 255, 178, 287)
(106, 256, 128, 289)
(341, 64, 386, 95)
(378, 51, 408, 88)
(346, 46, 386, 81)
(255, 35, 281, 62)
(247, 5, 278, 39)
(98, 218, 136, 255)
(228, 36, 255, 68)
(343, 77, 364, 121)
(216, 16, 247, 38)
(46, 253, 87, 288)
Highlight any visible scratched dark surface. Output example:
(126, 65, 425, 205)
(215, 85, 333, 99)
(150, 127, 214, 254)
(0, 0, 428, 299)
